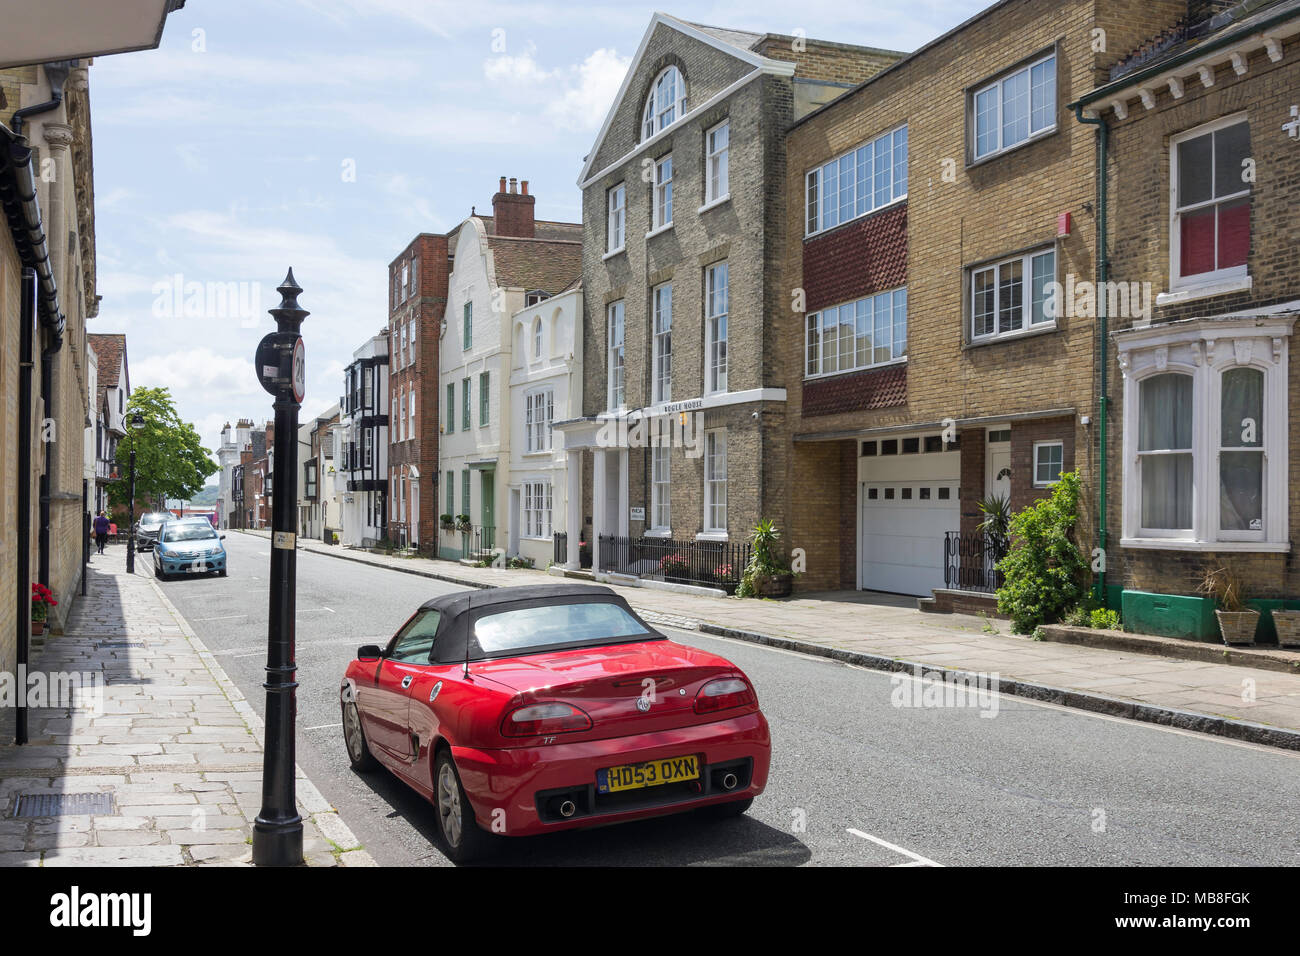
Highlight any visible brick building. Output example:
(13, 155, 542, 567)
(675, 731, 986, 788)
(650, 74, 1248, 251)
(386, 234, 447, 552)
(779, 0, 1195, 598)
(560, 13, 903, 583)
(1071, 0, 1300, 635)
(87, 333, 130, 517)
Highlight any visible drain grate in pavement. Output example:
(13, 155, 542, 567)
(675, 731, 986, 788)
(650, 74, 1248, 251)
(11, 792, 114, 818)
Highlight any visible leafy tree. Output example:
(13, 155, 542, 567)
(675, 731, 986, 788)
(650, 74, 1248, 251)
(995, 471, 1088, 634)
(109, 387, 217, 510)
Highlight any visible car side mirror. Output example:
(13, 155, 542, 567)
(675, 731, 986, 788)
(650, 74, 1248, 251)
(357, 645, 384, 661)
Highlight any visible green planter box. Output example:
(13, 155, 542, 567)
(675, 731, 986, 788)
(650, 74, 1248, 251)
(1121, 590, 1218, 642)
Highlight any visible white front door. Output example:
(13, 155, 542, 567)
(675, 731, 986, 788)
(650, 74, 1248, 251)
(986, 431, 1011, 502)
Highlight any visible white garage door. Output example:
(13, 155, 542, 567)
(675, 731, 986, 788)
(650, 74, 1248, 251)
(858, 452, 959, 596)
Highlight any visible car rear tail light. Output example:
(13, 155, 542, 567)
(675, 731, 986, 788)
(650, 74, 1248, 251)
(693, 677, 755, 715)
(502, 702, 592, 737)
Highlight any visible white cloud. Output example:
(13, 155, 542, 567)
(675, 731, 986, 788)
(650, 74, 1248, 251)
(482, 46, 629, 132)
(546, 48, 629, 131)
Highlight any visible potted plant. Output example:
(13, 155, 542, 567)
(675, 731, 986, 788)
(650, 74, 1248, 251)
(658, 552, 691, 582)
(455, 514, 472, 533)
(439, 513, 455, 532)
(737, 519, 793, 598)
(1197, 566, 1260, 646)
(1271, 607, 1300, 648)
(31, 583, 56, 635)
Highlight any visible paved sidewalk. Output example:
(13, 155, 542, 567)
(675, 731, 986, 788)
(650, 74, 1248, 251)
(0, 554, 374, 866)
(259, 530, 1300, 747)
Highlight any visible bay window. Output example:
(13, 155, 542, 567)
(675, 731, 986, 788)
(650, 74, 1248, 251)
(1117, 315, 1293, 550)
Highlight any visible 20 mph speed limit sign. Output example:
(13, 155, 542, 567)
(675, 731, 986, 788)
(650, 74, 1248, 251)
(292, 337, 305, 403)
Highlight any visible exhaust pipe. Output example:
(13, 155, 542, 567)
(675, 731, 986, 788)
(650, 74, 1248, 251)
(721, 773, 738, 791)
(559, 800, 577, 818)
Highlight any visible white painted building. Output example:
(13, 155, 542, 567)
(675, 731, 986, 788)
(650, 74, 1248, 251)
(506, 280, 582, 568)
(436, 180, 581, 562)
(216, 419, 252, 529)
(337, 332, 389, 548)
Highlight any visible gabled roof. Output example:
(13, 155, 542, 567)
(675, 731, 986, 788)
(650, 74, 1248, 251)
(88, 334, 125, 388)
(577, 11, 796, 187)
(486, 233, 583, 295)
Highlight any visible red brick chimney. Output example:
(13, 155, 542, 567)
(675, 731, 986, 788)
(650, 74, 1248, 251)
(492, 174, 535, 238)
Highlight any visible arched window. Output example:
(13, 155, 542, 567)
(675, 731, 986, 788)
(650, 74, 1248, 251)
(533, 317, 543, 359)
(642, 66, 686, 141)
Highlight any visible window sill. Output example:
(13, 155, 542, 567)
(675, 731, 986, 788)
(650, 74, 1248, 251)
(1155, 275, 1252, 308)
(602, 246, 626, 262)
(644, 528, 673, 538)
(645, 223, 674, 240)
(1120, 537, 1290, 553)
(698, 194, 730, 214)
(804, 356, 906, 382)
(966, 125, 1058, 170)
(696, 532, 728, 543)
(965, 322, 1058, 349)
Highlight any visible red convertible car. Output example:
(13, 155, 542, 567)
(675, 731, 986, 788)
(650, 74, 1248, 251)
(340, 583, 770, 861)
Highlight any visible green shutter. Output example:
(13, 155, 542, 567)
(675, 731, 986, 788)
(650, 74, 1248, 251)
(479, 371, 489, 425)
(446, 471, 453, 515)
(462, 378, 471, 430)
(462, 470, 471, 518)
(446, 383, 454, 432)
(463, 301, 472, 349)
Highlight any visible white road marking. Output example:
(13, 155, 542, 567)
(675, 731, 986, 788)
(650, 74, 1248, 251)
(846, 829, 943, 867)
(193, 614, 247, 622)
(305, 723, 343, 731)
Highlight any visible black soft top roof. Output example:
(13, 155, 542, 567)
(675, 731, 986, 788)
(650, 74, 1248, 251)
(418, 582, 617, 616)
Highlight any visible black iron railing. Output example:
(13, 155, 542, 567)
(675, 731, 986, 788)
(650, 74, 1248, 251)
(596, 535, 750, 594)
(943, 531, 1005, 594)
(460, 524, 496, 560)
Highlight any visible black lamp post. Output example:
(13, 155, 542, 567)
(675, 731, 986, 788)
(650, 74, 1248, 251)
(252, 269, 308, 866)
(125, 409, 145, 574)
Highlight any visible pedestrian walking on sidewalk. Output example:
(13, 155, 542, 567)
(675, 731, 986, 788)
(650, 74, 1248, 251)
(93, 511, 110, 554)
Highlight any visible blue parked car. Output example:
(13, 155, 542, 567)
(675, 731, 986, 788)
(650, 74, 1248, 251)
(153, 519, 227, 579)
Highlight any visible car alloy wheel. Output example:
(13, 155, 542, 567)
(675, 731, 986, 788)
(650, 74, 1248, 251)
(433, 751, 490, 863)
(437, 761, 463, 847)
(341, 699, 376, 772)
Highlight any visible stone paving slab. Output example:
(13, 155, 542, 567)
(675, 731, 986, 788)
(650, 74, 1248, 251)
(0, 561, 375, 867)
(251, 529, 1300, 747)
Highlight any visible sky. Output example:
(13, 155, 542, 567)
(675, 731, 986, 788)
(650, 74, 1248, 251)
(87, 0, 989, 467)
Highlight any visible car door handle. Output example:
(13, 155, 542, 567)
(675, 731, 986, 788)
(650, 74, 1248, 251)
(401, 675, 413, 689)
